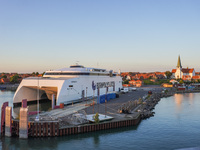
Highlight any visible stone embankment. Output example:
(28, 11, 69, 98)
(139, 93, 161, 119)
(118, 89, 176, 120)
(139, 90, 177, 119)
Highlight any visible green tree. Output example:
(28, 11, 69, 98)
(93, 113, 99, 124)
(165, 71, 172, 79)
(10, 74, 19, 83)
(123, 80, 129, 84)
(179, 79, 184, 84)
(191, 79, 196, 83)
(2, 75, 7, 79)
(35, 72, 39, 76)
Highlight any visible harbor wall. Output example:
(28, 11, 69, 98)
(10, 116, 140, 137)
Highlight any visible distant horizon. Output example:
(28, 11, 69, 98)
(1, 64, 200, 74)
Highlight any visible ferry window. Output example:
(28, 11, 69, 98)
(69, 85, 73, 87)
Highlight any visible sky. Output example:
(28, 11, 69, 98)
(0, 0, 200, 73)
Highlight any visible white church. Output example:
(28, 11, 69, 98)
(172, 56, 195, 79)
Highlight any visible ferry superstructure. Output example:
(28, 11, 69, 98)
(13, 65, 122, 105)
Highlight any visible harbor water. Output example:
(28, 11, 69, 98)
(0, 90, 200, 150)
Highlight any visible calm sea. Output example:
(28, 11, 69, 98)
(0, 90, 200, 150)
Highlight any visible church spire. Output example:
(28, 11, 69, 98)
(177, 55, 182, 68)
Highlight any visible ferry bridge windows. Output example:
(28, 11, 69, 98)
(44, 72, 117, 76)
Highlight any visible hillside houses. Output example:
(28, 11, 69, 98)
(0, 73, 42, 84)
(129, 80, 143, 87)
(121, 72, 166, 81)
(121, 71, 166, 87)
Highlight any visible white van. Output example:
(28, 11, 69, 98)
(121, 87, 129, 93)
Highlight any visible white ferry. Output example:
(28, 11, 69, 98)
(13, 65, 122, 105)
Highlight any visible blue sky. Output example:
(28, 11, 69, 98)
(0, 0, 200, 73)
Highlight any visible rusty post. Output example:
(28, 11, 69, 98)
(1, 102, 8, 135)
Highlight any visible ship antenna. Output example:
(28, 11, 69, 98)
(76, 61, 79, 65)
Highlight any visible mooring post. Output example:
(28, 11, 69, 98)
(22, 99, 27, 108)
(82, 90, 85, 102)
(19, 107, 28, 139)
(5, 106, 12, 137)
(1, 102, 8, 135)
(52, 94, 55, 110)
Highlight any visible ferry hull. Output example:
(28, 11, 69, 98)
(13, 76, 122, 105)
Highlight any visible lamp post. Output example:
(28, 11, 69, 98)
(92, 81, 96, 114)
(86, 87, 88, 114)
(35, 77, 40, 121)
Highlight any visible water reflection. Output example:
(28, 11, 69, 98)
(188, 93, 194, 105)
(174, 94, 183, 110)
(13, 100, 51, 119)
(1, 126, 138, 150)
(174, 93, 195, 110)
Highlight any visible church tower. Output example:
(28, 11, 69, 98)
(177, 55, 182, 69)
(172, 55, 195, 79)
(176, 55, 182, 79)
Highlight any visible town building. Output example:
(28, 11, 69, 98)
(129, 80, 143, 87)
(172, 56, 195, 79)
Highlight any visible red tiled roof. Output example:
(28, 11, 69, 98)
(182, 75, 191, 80)
(129, 80, 136, 82)
(182, 68, 194, 73)
(171, 68, 194, 73)
(195, 72, 200, 75)
(1, 78, 10, 83)
(172, 69, 176, 73)
(122, 84, 130, 87)
(192, 75, 200, 79)
(182, 75, 191, 78)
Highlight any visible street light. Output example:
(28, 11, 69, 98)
(35, 77, 40, 121)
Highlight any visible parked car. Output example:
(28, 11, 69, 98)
(131, 87, 137, 91)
